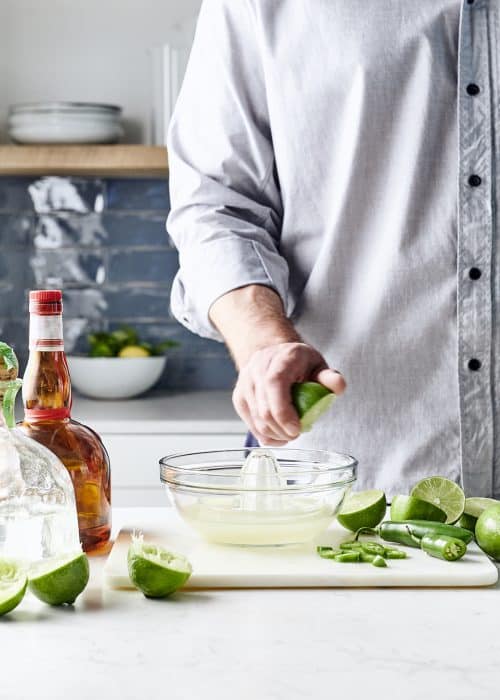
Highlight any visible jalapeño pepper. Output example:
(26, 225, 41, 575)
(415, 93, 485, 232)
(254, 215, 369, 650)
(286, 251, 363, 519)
(333, 551, 361, 563)
(360, 541, 386, 557)
(378, 520, 473, 548)
(359, 551, 376, 563)
(384, 548, 407, 559)
(420, 534, 467, 562)
(316, 546, 342, 559)
(339, 541, 364, 551)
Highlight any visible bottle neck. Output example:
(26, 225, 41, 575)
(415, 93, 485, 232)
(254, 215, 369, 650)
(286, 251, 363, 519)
(23, 311, 72, 422)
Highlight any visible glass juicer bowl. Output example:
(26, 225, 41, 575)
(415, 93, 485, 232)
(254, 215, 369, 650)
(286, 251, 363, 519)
(160, 447, 357, 546)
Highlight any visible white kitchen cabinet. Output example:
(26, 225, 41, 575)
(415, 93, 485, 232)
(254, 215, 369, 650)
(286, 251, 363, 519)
(104, 432, 246, 506)
(71, 391, 247, 506)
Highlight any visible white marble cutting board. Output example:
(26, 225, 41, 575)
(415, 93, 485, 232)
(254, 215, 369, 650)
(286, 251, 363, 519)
(103, 509, 498, 589)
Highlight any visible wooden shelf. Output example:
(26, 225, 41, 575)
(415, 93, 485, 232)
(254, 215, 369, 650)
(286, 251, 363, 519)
(0, 145, 169, 178)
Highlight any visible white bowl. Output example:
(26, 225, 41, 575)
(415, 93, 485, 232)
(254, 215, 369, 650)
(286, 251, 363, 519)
(67, 356, 166, 400)
(9, 101, 121, 116)
(8, 120, 123, 144)
(9, 114, 121, 128)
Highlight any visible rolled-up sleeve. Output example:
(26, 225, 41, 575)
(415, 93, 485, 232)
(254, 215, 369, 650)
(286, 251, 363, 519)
(166, 0, 288, 341)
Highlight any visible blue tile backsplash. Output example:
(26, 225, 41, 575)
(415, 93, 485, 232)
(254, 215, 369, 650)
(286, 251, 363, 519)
(0, 176, 236, 391)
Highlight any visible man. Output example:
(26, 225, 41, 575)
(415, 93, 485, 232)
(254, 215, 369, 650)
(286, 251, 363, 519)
(167, 0, 500, 498)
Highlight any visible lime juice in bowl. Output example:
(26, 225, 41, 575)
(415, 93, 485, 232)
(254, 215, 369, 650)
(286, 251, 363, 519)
(159, 448, 357, 546)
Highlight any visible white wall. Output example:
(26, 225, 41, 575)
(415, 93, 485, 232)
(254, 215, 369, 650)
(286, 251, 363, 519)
(0, 0, 202, 143)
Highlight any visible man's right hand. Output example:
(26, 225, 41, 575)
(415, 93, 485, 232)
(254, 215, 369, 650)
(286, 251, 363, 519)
(232, 341, 346, 446)
(209, 284, 346, 446)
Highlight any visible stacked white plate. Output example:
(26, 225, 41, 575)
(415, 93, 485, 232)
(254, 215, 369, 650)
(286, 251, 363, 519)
(8, 102, 123, 144)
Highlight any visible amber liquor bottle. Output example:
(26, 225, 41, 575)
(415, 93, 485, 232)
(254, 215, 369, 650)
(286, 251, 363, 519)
(17, 290, 111, 553)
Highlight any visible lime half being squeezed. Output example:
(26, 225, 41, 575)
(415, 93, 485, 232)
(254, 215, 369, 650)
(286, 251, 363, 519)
(292, 382, 336, 433)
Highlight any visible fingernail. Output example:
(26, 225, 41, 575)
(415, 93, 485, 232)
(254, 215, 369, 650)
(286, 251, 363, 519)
(285, 423, 300, 437)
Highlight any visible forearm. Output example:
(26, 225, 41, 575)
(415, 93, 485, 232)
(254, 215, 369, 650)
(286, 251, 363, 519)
(209, 284, 301, 368)
(210, 284, 345, 445)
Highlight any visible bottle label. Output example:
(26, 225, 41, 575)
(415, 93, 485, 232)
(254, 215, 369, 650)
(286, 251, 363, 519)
(29, 314, 64, 352)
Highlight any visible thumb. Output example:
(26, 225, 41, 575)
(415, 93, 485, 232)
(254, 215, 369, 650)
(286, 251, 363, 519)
(312, 367, 347, 396)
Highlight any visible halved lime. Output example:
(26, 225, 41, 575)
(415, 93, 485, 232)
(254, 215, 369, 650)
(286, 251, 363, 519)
(410, 476, 465, 524)
(127, 534, 192, 598)
(29, 552, 89, 606)
(0, 559, 27, 616)
(390, 494, 447, 523)
(336, 489, 387, 532)
(292, 382, 335, 433)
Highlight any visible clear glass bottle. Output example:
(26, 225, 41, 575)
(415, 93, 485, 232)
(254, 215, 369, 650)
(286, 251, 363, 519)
(17, 291, 111, 554)
(0, 343, 81, 566)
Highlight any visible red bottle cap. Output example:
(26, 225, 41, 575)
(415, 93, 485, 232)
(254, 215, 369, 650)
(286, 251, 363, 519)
(29, 289, 63, 315)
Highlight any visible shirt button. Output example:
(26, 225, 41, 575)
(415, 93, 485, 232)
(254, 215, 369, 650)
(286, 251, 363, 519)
(466, 83, 480, 96)
(468, 358, 482, 371)
(467, 0, 475, 4)
(468, 174, 482, 187)
(469, 267, 482, 280)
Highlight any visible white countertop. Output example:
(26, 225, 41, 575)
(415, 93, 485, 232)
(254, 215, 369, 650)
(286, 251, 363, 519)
(70, 390, 245, 434)
(2, 507, 499, 700)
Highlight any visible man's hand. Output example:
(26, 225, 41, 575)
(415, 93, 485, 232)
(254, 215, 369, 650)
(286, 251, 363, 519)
(209, 285, 346, 445)
(232, 342, 345, 445)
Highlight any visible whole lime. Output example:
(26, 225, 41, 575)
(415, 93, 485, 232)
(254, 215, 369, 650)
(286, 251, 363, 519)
(475, 504, 500, 561)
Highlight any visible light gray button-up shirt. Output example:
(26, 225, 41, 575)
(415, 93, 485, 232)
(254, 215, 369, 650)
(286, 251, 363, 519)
(167, 0, 500, 498)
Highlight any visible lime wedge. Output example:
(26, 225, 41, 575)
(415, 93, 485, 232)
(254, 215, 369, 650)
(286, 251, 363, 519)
(292, 382, 335, 433)
(456, 497, 500, 533)
(127, 534, 192, 598)
(0, 559, 27, 616)
(390, 494, 447, 523)
(29, 553, 89, 606)
(464, 497, 500, 519)
(410, 476, 465, 524)
(336, 489, 387, 532)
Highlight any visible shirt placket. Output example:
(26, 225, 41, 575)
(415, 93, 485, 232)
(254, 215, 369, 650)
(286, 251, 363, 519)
(489, 0, 500, 497)
(457, 0, 495, 495)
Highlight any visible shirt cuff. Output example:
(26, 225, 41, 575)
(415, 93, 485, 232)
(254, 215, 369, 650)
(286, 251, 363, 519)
(170, 236, 290, 341)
